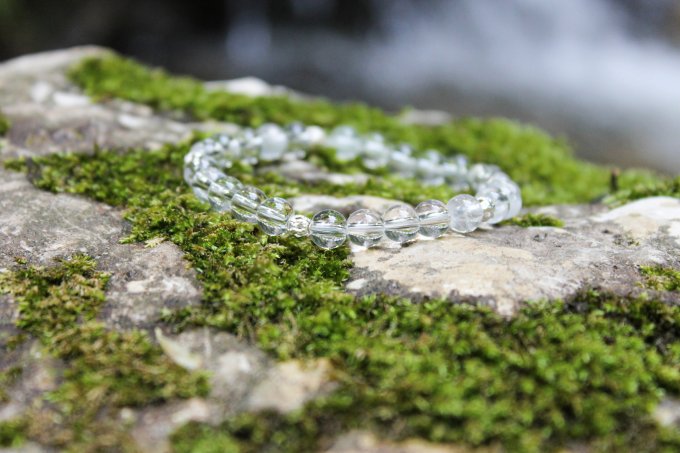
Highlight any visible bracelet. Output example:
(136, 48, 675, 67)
(183, 123, 522, 250)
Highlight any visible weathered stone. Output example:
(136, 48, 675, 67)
(0, 168, 202, 330)
(131, 327, 334, 452)
(346, 197, 680, 315)
(325, 431, 478, 453)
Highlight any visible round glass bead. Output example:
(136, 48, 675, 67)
(447, 194, 484, 233)
(362, 134, 390, 169)
(476, 188, 509, 224)
(287, 214, 311, 238)
(191, 167, 225, 203)
(347, 209, 384, 247)
(326, 126, 361, 161)
(416, 200, 450, 238)
(383, 204, 420, 243)
(477, 196, 496, 223)
(388, 145, 417, 178)
(310, 210, 347, 249)
(502, 182, 523, 218)
(485, 180, 522, 219)
(468, 164, 500, 189)
(257, 197, 293, 236)
(258, 123, 289, 161)
(416, 157, 445, 186)
(208, 175, 243, 212)
(231, 186, 267, 223)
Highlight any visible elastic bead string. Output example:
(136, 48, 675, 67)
(183, 123, 522, 250)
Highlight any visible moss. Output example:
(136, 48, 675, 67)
(501, 213, 565, 228)
(2, 54, 679, 450)
(169, 291, 680, 453)
(9, 142, 680, 451)
(0, 111, 9, 136)
(641, 266, 680, 292)
(0, 366, 21, 403)
(607, 177, 680, 206)
(0, 255, 209, 449)
(67, 54, 664, 206)
(0, 418, 27, 448)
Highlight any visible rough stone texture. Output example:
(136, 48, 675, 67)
(346, 197, 680, 316)
(1, 47, 680, 451)
(134, 327, 334, 452)
(0, 168, 202, 330)
(325, 431, 474, 453)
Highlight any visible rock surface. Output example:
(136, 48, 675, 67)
(1, 47, 679, 451)
(347, 198, 680, 315)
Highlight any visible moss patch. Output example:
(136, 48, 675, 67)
(169, 291, 680, 453)
(0, 255, 209, 450)
(5, 140, 678, 451)
(501, 213, 565, 228)
(2, 53, 679, 451)
(0, 111, 9, 136)
(641, 266, 680, 292)
(68, 55, 663, 206)
(607, 177, 680, 206)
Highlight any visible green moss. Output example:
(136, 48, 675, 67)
(0, 111, 9, 136)
(0, 418, 27, 448)
(0, 255, 209, 449)
(67, 55, 664, 206)
(0, 366, 21, 403)
(2, 54, 679, 451)
(10, 141, 680, 451)
(501, 213, 565, 228)
(607, 177, 680, 206)
(169, 291, 680, 453)
(641, 266, 680, 292)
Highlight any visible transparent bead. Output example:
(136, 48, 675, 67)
(231, 186, 267, 223)
(208, 175, 243, 212)
(183, 149, 212, 185)
(468, 164, 500, 189)
(362, 134, 390, 169)
(416, 157, 445, 186)
(287, 214, 311, 238)
(258, 123, 289, 161)
(416, 200, 449, 238)
(477, 196, 496, 223)
(310, 210, 347, 249)
(213, 133, 231, 147)
(191, 167, 226, 204)
(447, 194, 484, 233)
(240, 130, 262, 165)
(257, 197, 293, 236)
(326, 126, 361, 161)
(300, 125, 326, 146)
(442, 160, 467, 188)
(383, 204, 420, 243)
(222, 137, 243, 162)
(484, 180, 522, 219)
(388, 145, 417, 178)
(476, 188, 508, 224)
(347, 209, 384, 247)
(200, 138, 224, 156)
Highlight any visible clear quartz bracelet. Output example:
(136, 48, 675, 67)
(183, 123, 522, 250)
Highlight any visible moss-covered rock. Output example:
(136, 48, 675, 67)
(1, 47, 679, 452)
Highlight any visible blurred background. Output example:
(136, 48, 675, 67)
(1, 0, 679, 173)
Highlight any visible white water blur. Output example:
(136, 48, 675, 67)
(226, 0, 680, 172)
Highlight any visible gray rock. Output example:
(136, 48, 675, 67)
(347, 196, 680, 315)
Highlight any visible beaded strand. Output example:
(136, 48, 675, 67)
(183, 123, 522, 250)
